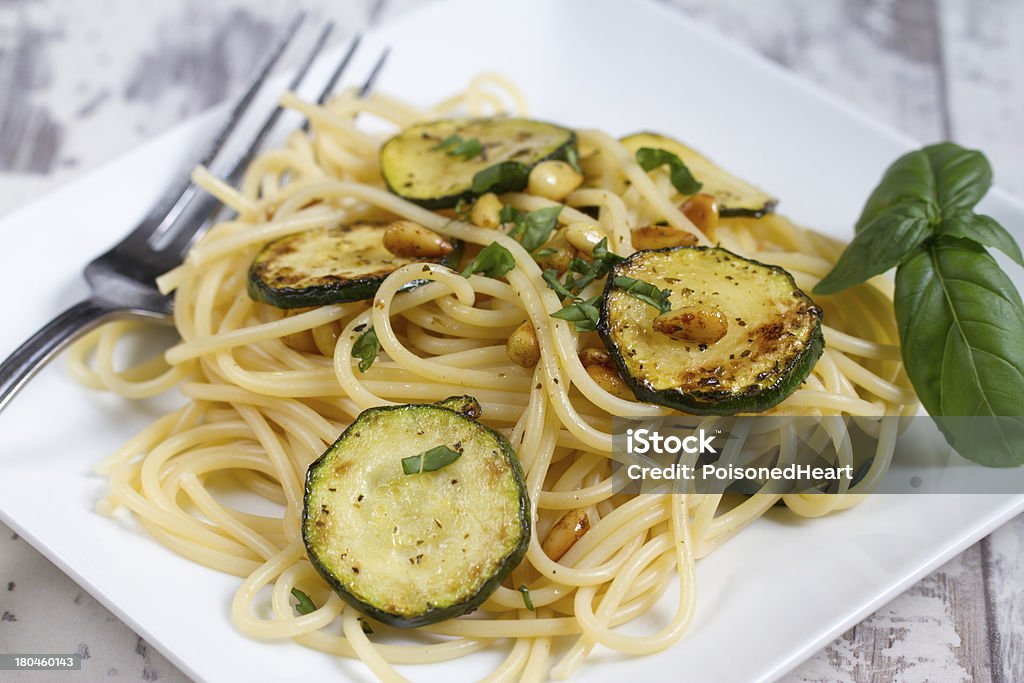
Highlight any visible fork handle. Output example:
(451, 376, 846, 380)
(0, 297, 118, 413)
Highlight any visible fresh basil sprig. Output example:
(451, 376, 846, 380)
(461, 241, 516, 279)
(351, 327, 380, 373)
(402, 445, 463, 475)
(612, 275, 672, 313)
(815, 142, 1024, 466)
(635, 147, 702, 195)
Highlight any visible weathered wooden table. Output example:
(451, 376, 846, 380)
(1, 1, 1021, 680)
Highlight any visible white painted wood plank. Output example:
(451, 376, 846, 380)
(940, 0, 1024, 195)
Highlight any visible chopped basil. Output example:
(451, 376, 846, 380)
(565, 146, 582, 174)
(291, 587, 316, 615)
(517, 585, 535, 611)
(461, 241, 516, 279)
(503, 205, 563, 254)
(635, 147, 702, 195)
(454, 197, 471, 220)
(351, 328, 380, 373)
(402, 445, 463, 475)
(432, 134, 484, 160)
(471, 160, 531, 195)
(612, 275, 672, 313)
(359, 617, 374, 635)
(541, 237, 623, 333)
(551, 295, 601, 333)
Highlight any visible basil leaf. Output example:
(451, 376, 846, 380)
(432, 134, 483, 160)
(612, 275, 672, 312)
(359, 618, 374, 635)
(922, 143, 992, 214)
(635, 147, 702, 195)
(517, 585, 535, 611)
(895, 237, 1024, 466)
(472, 161, 530, 194)
(291, 587, 317, 615)
(856, 144, 991, 232)
(814, 204, 934, 295)
(402, 445, 463, 474)
(855, 150, 937, 233)
(565, 146, 582, 174)
(351, 328, 380, 373)
(518, 206, 563, 253)
(936, 211, 1024, 267)
(461, 242, 516, 279)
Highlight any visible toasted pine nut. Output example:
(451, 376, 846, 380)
(535, 231, 577, 273)
(631, 225, 698, 250)
(528, 160, 583, 201)
(654, 306, 729, 344)
(563, 222, 605, 256)
(383, 220, 453, 258)
(506, 321, 541, 368)
(471, 192, 503, 229)
(284, 330, 318, 354)
(542, 509, 590, 561)
(680, 193, 719, 237)
(578, 347, 611, 367)
(586, 363, 634, 400)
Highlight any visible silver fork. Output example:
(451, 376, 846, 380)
(0, 19, 389, 413)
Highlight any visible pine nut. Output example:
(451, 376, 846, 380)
(383, 220, 453, 258)
(541, 509, 590, 561)
(578, 347, 611, 367)
(680, 193, 719, 237)
(528, 160, 583, 201)
(654, 306, 729, 344)
(506, 321, 541, 367)
(586, 363, 634, 400)
(471, 192, 503, 229)
(564, 222, 605, 256)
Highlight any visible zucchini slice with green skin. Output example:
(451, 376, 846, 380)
(597, 246, 823, 415)
(302, 399, 530, 628)
(380, 118, 577, 209)
(621, 132, 777, 218)
(247, 222, 461, 309)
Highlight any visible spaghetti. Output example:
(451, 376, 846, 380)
(68, 74, 917, 681)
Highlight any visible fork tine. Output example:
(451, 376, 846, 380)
(139, 13, 307, 248)
(359, 48, 390, 98)
(316, 33, 362, 105)
(162, 39, 385, 260)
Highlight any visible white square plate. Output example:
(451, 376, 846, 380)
(2, 0, 1023, 681)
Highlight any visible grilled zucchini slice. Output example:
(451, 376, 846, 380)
(302, 399, 530, 628)
(380, 118, 576, 209)
(598, 247, 823, 415)
(621, 132, 777, 218)
(248, 222, 460, 309)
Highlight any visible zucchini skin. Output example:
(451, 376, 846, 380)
(301, 402, 530, 629)
(246, 225, 462, 309)
(597, 246, 824, 415)
(380, 118, 577, 209)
